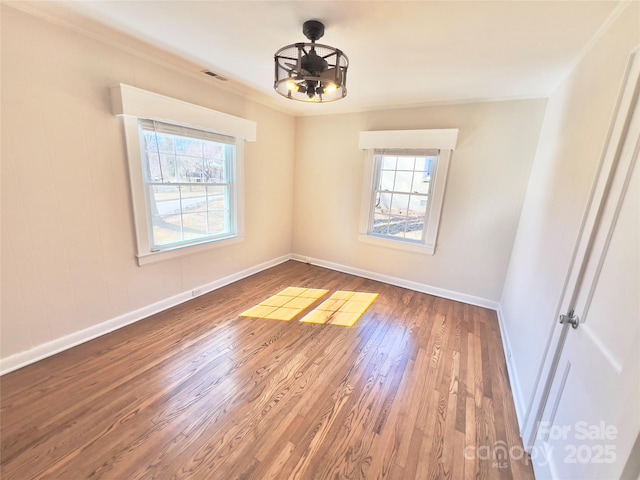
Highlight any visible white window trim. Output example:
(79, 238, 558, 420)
(111, 84, 256, 266)
(358, 129, 458, 255)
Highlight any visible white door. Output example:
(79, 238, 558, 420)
(530, 49, 640, 480)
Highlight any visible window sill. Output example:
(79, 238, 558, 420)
(137, 234, 245, 266)
(357, 234, 435, 255)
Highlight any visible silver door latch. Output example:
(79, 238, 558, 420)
(559, 310, 580, 329)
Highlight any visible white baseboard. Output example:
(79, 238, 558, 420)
(2, 253, 516, 386)
(496, 305, 527, 433)
(290, 254, 500, 310)
(0, 254, 291, 376)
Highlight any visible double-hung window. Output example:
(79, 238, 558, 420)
(369, 149, 437, 242)
(139, 120, 236, 250)
(111, 84, 256, 265)
(359, 129, 458, 255)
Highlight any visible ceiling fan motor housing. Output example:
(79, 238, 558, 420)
(301, 48, 329, 75)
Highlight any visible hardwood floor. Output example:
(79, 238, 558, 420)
(0, 261, 534, 479)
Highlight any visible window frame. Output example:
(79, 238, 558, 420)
(111, 84, 256, 266)
(368, 149, 439, 244)
(139, 119, 241, 253)
(358, 129, 458, 255)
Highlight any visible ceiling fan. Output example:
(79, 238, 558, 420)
(274, 20, 349, 103)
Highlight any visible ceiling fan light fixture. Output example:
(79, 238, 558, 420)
(286, 80, 300, 92)
(323, 82, 337, 94)
(274, 20, 349, 103)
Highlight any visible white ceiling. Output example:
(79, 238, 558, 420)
(45, 1, 621, 116)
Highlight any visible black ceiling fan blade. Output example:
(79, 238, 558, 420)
(285, 62, 311, 76)
(320, 67, 341, 82)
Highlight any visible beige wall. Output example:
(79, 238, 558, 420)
(500, 2, 639, 419)
(292, 99, 547, 302)
(1, 6, 295, 360)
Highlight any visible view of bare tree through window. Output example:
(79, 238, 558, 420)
(140, 122, 234, 248)
(371, 154, 436, 241)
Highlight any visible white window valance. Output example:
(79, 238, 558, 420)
(110, 83, 257, 142)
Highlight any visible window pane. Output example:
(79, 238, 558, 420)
(207, 185, 230, 235)
(390, 193, 410, 214)
(207, 185, 228, 211)
(150, 185, 180, 216)
(396, 156, 415, 171)
(405, 218, 425, 240)
(372, 212, 390, 235)
(143, 131, 158, 151)
(146, 152, 162, 182)
(414, 156, 432, 173)
(208, 210, 229, 235)
(376, 192, 391, 213)
(180, 185, 207, 213)
(411, 175, 430, 194)
(175, 136, 202, 156)
(204, 157, 226, 183)
(182, 213, 208, 240)
(394, 171, 413, 193)
(408, 194, 429, 215)
(159, 154, 177, 183)
(415, 157, 435, 182)
(381, 156, 396, 170)
(152, 214, 182, 245)
(177, 156, 204, 183)
(204, 141, 224, 160)
(157, 134, 174, 153)
(379, 170, 395, 191)
(387, 215, 408, 238)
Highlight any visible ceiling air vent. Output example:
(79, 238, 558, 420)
(201, 70, 228, 81)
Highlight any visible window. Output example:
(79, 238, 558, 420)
(369, 149, 437, 242)
(111, 84, 256, 265)
(358, 129, 458, 255)
(139, 120, 237, 251)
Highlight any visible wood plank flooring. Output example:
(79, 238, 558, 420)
(0, 261, 535, 479)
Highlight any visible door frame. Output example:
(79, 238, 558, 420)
(521, 45, 640, 452)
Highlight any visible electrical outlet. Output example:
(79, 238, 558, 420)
(507, 349, 512, 360)
(192, 288, 203, 297)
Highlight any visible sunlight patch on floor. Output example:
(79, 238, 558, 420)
(299, 291, 378, 327)
(239, 287, 329, 321)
